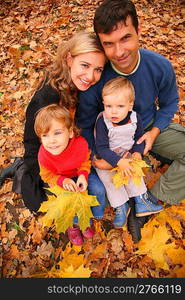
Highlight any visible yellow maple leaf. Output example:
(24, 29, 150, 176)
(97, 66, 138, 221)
(167, 204, 185, 220)
(165, 247, 185, 278)
(31, 267, 59, 278)
(60, 264, 91, 278)
(122, 267, 138, 278)
(136, 224, 175, 270)
(37, 263, 91, 278)
(139, 217, 160, 240)
(112, 169, 129, 187)
(32, 242, 91, 278)
(38, 186, 99, 232)
(86, 242, 108, 263)
(59, 242, 84, 271)
(155, 208, 183, 236)
(136, 204, 185, 273)
(50, 243, 90, 278)
(111, 159, 149, 188)
(173, 265, 185, 278)
(165, 247, 185, 266)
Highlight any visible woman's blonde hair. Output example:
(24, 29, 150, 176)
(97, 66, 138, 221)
(45, 31, 105, 109)
(102, 76, 135, 104)
(34, 104, 81, 138)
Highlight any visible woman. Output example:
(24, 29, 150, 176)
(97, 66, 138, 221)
(7, 31, 107, 214)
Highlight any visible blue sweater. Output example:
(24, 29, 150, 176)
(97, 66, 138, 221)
(76, 49, 179, 151)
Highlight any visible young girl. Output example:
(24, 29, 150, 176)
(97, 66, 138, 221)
(6, 31, 107, 217)
(95, 77, 163, 228)
(34, 104, 95, 245)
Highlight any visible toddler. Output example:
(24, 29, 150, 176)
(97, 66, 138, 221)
(95, 77, 163, 228)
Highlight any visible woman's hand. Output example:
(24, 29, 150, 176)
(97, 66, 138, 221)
(92, 155, 113, 170)
(117, 158, 133, 177)
(76, 174, 88, 192)
(63, 178, 78, 192)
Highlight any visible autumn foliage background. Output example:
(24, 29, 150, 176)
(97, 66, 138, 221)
(0, 0, 185, 278)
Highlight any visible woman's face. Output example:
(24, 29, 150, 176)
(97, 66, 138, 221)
(68, 51, 106, 91)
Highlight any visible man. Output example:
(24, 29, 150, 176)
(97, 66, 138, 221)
(77, 0, 185, 240)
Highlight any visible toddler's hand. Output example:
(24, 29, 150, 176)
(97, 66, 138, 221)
(131, 152, 142, 160)
(117, 158, 133, 177)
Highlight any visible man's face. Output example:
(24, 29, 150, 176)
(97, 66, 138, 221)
(98, 16, 140, 74)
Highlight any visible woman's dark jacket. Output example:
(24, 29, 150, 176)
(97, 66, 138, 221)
(21, 84, 60, 211)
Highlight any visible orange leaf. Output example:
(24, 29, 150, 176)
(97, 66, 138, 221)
(6, 244, 20, 260)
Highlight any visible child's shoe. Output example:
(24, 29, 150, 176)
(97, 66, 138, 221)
(134, 192, 163, 217)
(67, 227, 83, 245)
(82, 225, 95, 239)
(113, 202, 130, 228)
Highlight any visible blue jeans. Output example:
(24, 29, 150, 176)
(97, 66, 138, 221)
(73, 168, 106, 224)
(88, 167, 106, 219)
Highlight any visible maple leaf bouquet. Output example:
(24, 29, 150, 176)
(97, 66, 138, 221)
(38, 185, 99, 233)
(111, 158, 149, 188)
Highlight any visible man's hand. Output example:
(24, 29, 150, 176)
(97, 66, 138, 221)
(76, 174, 88, 192)
(137, 127, 160, 155)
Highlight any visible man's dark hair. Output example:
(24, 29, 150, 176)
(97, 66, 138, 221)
(94, 0, 139, 34)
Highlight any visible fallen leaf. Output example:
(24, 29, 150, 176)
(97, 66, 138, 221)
(39, 186, 99, 232)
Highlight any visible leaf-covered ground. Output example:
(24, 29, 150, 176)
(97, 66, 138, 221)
(0, 0, 185, 278)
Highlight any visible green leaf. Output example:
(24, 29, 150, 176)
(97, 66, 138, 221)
(11, 222, 25, 232)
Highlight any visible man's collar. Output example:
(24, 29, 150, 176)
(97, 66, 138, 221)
(110, 50, 140, 76)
